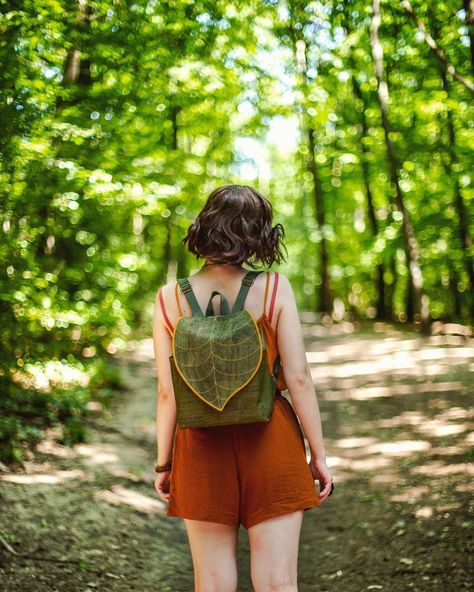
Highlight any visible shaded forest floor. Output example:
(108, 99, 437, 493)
(1, 319, 473, 592)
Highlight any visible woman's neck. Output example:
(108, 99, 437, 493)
(201, 259, 244, 269)
(198, 259, 247, 276)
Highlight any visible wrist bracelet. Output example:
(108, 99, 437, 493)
(154, 461, 172, 473)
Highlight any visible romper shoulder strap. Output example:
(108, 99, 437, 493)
(268, 272, 279, 323)
(175, 282, 183, 317)
(158, 287, 174, 333)
(263, 272, 271, 316)
(231, 270, 264, 313)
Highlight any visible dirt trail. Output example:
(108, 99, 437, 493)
(1, 321, 473, 592)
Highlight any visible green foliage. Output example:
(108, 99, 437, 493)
(1, 0, 473, 461)
(0, 357, 123, 463)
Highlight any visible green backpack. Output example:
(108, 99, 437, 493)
(169, 270, 281, 429)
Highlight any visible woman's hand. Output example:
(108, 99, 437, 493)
(154, 470, 172, 502)
(309, 455, 333, 503)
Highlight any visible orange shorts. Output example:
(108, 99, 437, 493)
(166, 395, 321, 529)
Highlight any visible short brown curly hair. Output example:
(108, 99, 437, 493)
(181, 185, 286, 268)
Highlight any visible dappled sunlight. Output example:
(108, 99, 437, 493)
(430, 445, 467, 455)
(456, 483, 474, 493)
(390, 485, 431, 502)
(300, 326, 473, 523)
(95, 484, 166, 515)
(11, 359, 90, 392)
(436, 407, 473, 420)
(350, 456, 394, 471)
(306, 334, 473, 405)
(311, 358, 467, 380)
(462, 432, 474, 445)
(334, 436, 378, 448)
(125, 337, 155, 361)
(330, 437, 431, 458)
(411, 462, 474, 476)
(364, 440, 432, 456)
(106, 466, 147, 482)
(35, 438, 78, 458)
(0, 469, 85, 485)
(74, 443, 120, 465)
(414, 506, 434, 518)
(324, 454, 393, 471)
(322, 380, 465, 401)
(306, 335, 472, 360)
(371, 410, 473, 442)
(416, 421, 469, 437)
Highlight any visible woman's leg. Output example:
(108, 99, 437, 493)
(248, 510, 303, 592)
(184, 518, 239, 592)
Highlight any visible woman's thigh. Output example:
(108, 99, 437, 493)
(184, 518, 239, 592)
(248, 510, 303, 592)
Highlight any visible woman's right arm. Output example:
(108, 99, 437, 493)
(275, 274, 332, 500)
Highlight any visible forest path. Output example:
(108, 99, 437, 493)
(1, 321, 472, 592)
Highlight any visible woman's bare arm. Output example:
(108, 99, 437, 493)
(275, 274, 327, 460)
(152, 282, 177, 465)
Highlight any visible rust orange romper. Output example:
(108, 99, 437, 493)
(160, 271, 321, 530)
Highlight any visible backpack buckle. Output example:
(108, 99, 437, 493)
(181, 283, 193, 293)
(241, 275, 256, 287)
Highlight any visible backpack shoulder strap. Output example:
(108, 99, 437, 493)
(231, 270, 264, 313)
(177, 278, 204, 317)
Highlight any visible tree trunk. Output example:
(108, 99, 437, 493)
(307, 126, 332, 313)
(285, 1, 333, 314)
(439, 70, 474, 319)
(371, 0, 431, 334)
(401, 0, 474, 96)
(58, 1, 92, 109)
(429, 9, 474, 320)
(465, 0, 474, 76)
(350, 69, 387, 319)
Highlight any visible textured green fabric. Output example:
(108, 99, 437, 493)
(170, 327, 277, 428)
(173, 310, 263, 411)
(170, 271, 279, 429)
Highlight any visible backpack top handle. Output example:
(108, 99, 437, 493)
(205, 291, 231, 316)
(177, 270, 264, 317)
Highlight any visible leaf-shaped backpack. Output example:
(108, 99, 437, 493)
(169, 270, 281, 428)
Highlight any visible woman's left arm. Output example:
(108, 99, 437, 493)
(152, 283, 177, 467)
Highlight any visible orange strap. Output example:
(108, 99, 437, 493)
(268, 272, 279, 323)
(175, 282, 183, 316)
(158, 287, 174, 334)
(263, 272, 271, 316)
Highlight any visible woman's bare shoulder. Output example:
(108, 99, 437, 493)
(274, 272, 296, 303)
(155, 280, 175, 299)
(154, 280, 178, 321)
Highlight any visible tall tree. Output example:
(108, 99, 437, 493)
(287, 0, 332, 314)
(370, 0, 431, 333)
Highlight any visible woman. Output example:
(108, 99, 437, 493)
(153, 184, 333, 592)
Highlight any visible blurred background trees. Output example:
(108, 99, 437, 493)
(1, 0, 472, 461)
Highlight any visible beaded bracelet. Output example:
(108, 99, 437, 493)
(154, 461, 172, 474)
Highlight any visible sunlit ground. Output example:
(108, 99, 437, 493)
(0, 319, 472, 590)
(2, 320, 472, 510)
